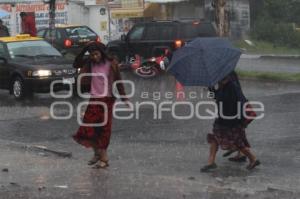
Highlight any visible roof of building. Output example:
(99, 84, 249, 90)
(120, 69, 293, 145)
(0, 0, 64, 3)
(145, 0, 188, 3)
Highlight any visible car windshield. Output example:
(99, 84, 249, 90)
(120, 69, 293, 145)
(7, 40, 62, 59)
(65, 26, 97, 38)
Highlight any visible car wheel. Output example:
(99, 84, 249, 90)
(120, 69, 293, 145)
(12, 77, 26, 100)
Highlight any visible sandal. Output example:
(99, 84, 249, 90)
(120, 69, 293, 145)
(228, 156, 247, 162)
(88, 155, 100, 165)
(93, 160, 109, 169)
(200, 163, 217, 172)
(223, 149, 237, 157)
(246, 160, 261, 170)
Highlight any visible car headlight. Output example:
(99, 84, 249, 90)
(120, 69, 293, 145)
(32, 70, 52, 77)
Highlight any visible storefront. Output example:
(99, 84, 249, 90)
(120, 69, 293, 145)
(0, 0, 67, 35)
(145, 0, 204, 20)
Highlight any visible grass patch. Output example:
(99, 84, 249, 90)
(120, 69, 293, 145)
(236, 70, 300, 82)
(234, 40, 300, 55)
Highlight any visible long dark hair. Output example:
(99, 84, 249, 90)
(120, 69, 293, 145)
(87, 42, 108, 64)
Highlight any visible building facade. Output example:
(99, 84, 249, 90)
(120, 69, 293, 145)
(0, 0, 251, 42)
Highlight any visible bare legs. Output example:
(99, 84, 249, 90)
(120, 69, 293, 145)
(208, 141, 218, 165)
(240, 147, 261, 170)
(88, 142, 101, 165)
(202, 142, 260, 172)
(87, 141, 109, 168)
(201, 141, 218, 172)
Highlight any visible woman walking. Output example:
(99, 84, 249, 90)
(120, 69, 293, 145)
(201, 72, 260, 172)
(222, 72, 251, 162)
(73, 42, 128, 168)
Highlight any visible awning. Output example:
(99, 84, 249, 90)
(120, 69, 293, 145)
(145, 0, 187, 3)
(0, 0, 65, 3)
(111, 8, 144, 19)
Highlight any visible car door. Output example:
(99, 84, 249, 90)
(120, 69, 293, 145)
(0, 43, 9, 89)
(44, 28, 61, 50)
(126, 24, 147, 58)
(55, 28, 65, 51)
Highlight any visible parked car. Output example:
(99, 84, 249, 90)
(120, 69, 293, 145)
(37, 25, 101, 56)
(0, 34, 77, 99)
(107, 20, 217, 64)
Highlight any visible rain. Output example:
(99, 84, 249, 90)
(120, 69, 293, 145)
(0, 0, 300, 199)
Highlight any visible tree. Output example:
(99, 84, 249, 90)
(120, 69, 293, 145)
(249, 0, 264, 28)
(251, 0, 300, 47)
(212, 0, 229, 37)
(252, 0, 300, 25)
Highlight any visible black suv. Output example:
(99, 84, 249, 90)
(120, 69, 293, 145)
(107, 20, 217, 62)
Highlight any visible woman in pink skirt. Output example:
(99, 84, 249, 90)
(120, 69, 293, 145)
(73, 42, 128, 168)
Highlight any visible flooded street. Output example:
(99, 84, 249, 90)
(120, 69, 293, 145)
(0, 72, 299, 199)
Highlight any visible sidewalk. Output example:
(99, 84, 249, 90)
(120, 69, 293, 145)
(241, 54, 300, 60)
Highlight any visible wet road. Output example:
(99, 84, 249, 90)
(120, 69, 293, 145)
(0, 71, 300, 199)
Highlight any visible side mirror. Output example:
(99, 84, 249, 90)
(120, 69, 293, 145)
(0, 57, 7, 64)
(121, 34, 127, 42)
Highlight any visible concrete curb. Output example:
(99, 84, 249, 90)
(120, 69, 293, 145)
(241, 54, 300, 60)
(0, 140, 72, 158)
(260, 55, 300, 59)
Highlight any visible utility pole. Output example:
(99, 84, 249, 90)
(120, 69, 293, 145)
(48, 0, 56, 45)
(107, 0, 111, 42)
(212, 0, 229, 37)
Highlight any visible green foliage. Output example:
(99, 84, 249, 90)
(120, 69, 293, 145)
(236, 70, 300, 82)
(251, 0, 300, 48)
(257, 0, 300, 24)
(234, 40, 300, 55)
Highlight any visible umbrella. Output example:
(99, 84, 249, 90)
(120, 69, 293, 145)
(167, 37, 242, 87)
(0, 9, 9, 18)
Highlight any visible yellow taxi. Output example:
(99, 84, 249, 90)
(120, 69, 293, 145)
(0, 34, 76, 99)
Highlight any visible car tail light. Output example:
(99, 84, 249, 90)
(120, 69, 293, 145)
(96, 36, 101, 42)
(174, 40, 183, 49)
(64, 39, 72, 48)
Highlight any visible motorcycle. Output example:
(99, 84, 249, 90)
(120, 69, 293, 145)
(130, 49, 170, 78)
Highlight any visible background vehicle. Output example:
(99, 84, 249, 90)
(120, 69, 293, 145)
(0, 34, 76, 99)
(107, 20, 217, 65)
(37, 25, 100, 56)
(130, 49, 170, 78)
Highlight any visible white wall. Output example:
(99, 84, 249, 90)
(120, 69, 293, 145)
(88, 5, 109, 44)
(67, 2, 89, 26)
(172, 2, 205, 20)
(67, 3, 110, 44)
